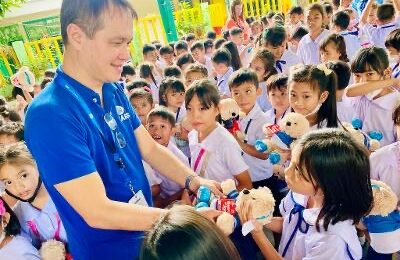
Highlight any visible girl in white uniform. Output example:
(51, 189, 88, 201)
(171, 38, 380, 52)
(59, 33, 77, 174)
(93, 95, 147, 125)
(238, 129, 373, 260)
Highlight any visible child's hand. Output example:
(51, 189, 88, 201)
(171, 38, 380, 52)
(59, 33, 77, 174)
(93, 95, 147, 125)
(237, 199, 264, 235)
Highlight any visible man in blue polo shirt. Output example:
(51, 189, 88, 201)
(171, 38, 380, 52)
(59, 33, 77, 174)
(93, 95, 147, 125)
(24, 1, 222, 259)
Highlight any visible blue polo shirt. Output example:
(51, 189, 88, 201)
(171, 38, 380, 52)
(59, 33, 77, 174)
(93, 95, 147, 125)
(25, 67, 152, 260)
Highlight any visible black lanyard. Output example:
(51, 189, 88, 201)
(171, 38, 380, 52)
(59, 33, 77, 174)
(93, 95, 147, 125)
(175, 107, 181, 122)
(241, 119, 253, 156)
(274, 109, 287, 125)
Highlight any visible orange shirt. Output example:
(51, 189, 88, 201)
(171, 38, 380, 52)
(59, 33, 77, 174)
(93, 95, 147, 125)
(225, 17, 251, 42)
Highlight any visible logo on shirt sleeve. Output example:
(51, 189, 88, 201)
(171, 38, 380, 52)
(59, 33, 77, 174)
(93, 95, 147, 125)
(116, 106, 130, 122)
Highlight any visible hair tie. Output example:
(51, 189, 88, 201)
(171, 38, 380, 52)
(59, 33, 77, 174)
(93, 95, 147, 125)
(316, 64, 332, 76)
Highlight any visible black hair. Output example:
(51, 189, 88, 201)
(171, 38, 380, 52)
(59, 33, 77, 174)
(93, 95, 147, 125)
(139, 63, 157, 86)
(7, 110, 21, 122)
(261, 15, 268, 27)
(0, 122, 24, 141)
(289, 6, 304, 15)
(121, 64, 136, 77)
(222, 30, 230, 40)
(160, 45, 174, 55)
(147, 106, 176, 127)
(263, 26, 287, 47)
(325, 61, 351, 90)
(221, 42, 242, 71)
(206, 31, 217, 40)
(385, 29, 400, 51)
(351, 47, 389, 76)
(291, 26, 309, 41)
(44, 69, 55, 78)
(12, 87, 33, 100)
(204, 39, 214, 51)
(185, 63, 208, 77)
(319, 34, 349, 62)
(169, 42, 175, 52)
(377, 4, 395, 22)
(229, 27, 243, 36)
(40, 77, 53, 90)
(185, 79, 220, 110)
(126, 78, 151, 92)
(332, 0, 340, 8)
(297, 129, 373, 232)
(176, 54, 195, 70)
(153, 42, 162, 51)
(159, 77, 186, 107)
(266, 11, 276, 19)
(228, 68, 259, 90)
(1, 197, 21, 236)
(174, 40, 189, 52)
(323, 3, 333, 15)
(393, 102, 400, 125)
(185, 33, 196, 42)
(143, 44, 157, 55)
(164, 66, 182, 78)
(266, 74, 288, 93)
(214, 38, 227, 49)
(332, 11, 350, 30)
(289, 64, 338, 128)
(129, 88, 153, 104)
(190, 41, 205, 52)
(251, 48, 277, 82)
(211, 48, 231, 67)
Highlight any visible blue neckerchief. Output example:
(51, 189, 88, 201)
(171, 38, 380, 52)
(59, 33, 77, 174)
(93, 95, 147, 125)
(276, 60, 286, 73)
(276, 131, 295, 147)
(363, 210, 400, 233)
(392, 63, 400, 78)
(381, 24, 396, 29)
(281, 192, 310, 257)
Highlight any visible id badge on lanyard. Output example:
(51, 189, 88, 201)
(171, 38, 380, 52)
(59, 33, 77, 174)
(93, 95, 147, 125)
(55, 73, 148, 206)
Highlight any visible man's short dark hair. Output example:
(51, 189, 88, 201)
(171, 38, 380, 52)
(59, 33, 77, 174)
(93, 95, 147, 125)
(185, 33, 196, 42)
(332, 11, 350, 30)
(229, 27, 243, 36)
(61, 0, 137, 45)
(126, 79, 150, 92)
(211, 48, 231, 66)
(142, 44, 156, 55)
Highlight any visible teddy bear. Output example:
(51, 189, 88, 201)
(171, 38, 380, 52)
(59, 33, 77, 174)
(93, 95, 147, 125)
(255, 112, 310, 165)
(351, 118, 384, 144)
(195, 180, 275, 236)
(342, 122, 380, 152)
(40, 240, 66, 260)
(10, 66, 35, 93)
(362, 180, 400, 254)
(219, 98, 244, 140)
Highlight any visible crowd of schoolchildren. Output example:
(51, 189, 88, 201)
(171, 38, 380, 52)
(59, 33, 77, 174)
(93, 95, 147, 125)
(0, 0, 400, 259)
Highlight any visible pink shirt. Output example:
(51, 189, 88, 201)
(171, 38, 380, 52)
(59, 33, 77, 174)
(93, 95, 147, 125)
(349, 90, 399, 146)
(370, 141, 400, 202)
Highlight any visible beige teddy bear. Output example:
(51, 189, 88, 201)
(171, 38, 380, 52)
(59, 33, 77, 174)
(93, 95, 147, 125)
(342, 122, 380, 152)
(219, 98, 245, 140)
(40, 240, 66, 260)
(10, 66, 35, 92)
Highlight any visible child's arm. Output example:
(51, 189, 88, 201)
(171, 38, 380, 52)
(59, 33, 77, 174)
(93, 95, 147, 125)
(359, 0, 374, 26)
(233, 132, 269, 160)
(345, 78, 399, 97)
(394, 0, 400, 18)
(265, 217, 284, 234)
(235, 171, 253, 191)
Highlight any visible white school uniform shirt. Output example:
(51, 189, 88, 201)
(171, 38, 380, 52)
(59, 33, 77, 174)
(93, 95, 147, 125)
(339, 31, 362, 61)
(337, 100, 355, 124)
(174, 105, 187, 124)
(297, 29, 331, 65)
(240, 103, 273, 181)
(349, 90, 399, 146)
(275, 50, 302, 74)
(0, 235, 40, 260)
(370, 141, 400, 202)
(196, 56, 214, 77)
(256, 81, 272, 112)
(216, 67, 234, 97)
(13, 199, 67, 248)
(189, 124, 249, 182)
(241, 46, 254, 68)
(152, 142, 189, 198)
(278, 191, 309, 260)
(150, 81, 159, 104)
(265, 107, 291, 125)
(142, 160, 161, 186)
(362, 21, 400, 48)
(292, 208, 363, 260)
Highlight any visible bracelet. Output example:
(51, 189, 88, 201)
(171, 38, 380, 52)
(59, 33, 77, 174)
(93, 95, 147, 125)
(185, 174, 197, 192)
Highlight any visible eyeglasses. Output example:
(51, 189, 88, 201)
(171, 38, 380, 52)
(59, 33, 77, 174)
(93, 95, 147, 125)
(104, 113, 127, 149)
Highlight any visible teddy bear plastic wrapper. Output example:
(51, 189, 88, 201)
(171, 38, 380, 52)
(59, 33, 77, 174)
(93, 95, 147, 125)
(10, 66, 35, 93)
(195, 179, 275, 236)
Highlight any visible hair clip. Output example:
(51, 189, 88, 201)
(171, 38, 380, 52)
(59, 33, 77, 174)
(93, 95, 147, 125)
(316, 64, 332, 76)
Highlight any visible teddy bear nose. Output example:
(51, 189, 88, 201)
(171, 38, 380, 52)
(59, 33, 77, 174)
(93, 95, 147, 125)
(232, 112, 236, 117)
(286, 121, 292, 127)
(243, 189, 250, 195)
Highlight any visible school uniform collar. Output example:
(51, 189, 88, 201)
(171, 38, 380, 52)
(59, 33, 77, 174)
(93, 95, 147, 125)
(243, 103, 263, 121)
(339, 30, 351, 36)
(217, 67, 233, 82)
(304, 29, 328, 44)
(377, 22, 396, 29)
(371, 90, 399, 110)
(17, 199, 55, 222)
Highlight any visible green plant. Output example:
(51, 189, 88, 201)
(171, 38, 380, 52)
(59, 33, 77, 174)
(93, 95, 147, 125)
(175, 1, 207, 38)
(0, 0, 27, 18)
(21, 56, 50, 81)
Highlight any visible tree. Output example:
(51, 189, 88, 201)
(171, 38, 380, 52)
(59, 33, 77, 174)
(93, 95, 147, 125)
(0, 0, 27, 18)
